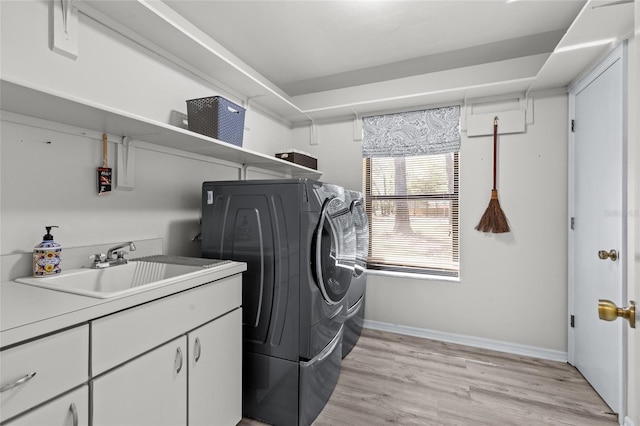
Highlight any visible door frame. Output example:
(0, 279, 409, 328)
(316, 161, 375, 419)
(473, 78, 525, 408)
(567, 42, 628, 418)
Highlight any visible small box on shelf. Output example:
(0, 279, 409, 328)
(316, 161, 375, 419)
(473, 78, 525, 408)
(274, 151, 317, 170)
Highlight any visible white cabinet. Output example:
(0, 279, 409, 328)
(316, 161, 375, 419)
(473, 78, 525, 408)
(4, 386, 89, 426)
(1, 270, 243, 426)
(0, 325, 89, 423)
(189, 308, 242, 426)
(90, 276, 243, 426)
(92, 337, 188, 426)
(92, 309, 242, 426)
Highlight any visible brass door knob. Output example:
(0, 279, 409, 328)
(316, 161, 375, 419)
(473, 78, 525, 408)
(598, 249, 618, 261)
(598, 299, 636, 328)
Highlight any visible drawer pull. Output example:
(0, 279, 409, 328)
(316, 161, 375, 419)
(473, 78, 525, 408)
(69, 402, 78, 426)
(175, 347, 183, 374)
(194, 337, 202, 363)
(0, 371, 36, 392)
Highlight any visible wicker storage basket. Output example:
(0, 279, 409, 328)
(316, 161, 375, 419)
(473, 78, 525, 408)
(186, 96, 246, 146)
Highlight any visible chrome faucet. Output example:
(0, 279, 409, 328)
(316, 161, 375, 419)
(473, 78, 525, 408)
(90, 241, 137, 268)
(107, 241, 136, 261)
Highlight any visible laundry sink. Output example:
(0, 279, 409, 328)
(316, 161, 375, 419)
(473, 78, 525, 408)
(15, 259, 219, 299)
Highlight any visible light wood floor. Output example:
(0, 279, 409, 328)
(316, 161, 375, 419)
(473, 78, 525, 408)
(240, 328, 617, 425)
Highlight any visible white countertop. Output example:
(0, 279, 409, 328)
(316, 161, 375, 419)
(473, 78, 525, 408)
(0, 261, 246, 348)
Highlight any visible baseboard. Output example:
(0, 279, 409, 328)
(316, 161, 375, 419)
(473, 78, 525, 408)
(363, 320, 568, 363)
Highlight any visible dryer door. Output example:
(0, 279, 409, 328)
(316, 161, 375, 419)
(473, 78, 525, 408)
(351, 198, 369, 278)
(314, 197, 355, 305)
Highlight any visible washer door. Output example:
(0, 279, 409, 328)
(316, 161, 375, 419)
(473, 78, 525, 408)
(350, 198, 369, 278)
(314, 197, 355, 304)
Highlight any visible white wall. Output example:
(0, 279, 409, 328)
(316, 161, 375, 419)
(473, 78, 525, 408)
(1, 120, 238, 256)
(292, 121, 364, 191)
(0, 0, 291, 276)
(295, 94, 569, 354)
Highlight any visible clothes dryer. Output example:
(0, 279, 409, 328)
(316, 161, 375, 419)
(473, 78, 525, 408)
(342, 190, 369, 357)
(201, 179, 355, 426)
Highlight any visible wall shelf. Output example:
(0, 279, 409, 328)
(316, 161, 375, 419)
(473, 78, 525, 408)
(0, 79, 322, 180)
(78, 0, 634, 125)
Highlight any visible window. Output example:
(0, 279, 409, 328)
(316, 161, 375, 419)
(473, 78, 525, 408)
(362, 106, 460, 277)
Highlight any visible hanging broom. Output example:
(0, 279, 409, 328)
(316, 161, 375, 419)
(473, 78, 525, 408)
(476, 116, 510, 233)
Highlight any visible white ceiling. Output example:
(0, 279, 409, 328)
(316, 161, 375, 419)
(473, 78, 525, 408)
(164, 0, 585, 96)
(82, 0, 635, 124)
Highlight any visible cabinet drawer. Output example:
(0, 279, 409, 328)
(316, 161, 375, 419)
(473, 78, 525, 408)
(92, 275, 241, 376)
(4, 385, 89, 426)
(0, 325, 89, 422)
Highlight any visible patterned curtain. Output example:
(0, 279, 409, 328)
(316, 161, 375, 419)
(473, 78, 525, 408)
(362, 105, 461, 158)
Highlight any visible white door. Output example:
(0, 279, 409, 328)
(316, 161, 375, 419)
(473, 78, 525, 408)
(569, 44, 626, 417)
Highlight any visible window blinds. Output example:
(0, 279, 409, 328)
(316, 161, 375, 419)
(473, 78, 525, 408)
(362, 105, 460, 276)
(362, 105, 461, 158)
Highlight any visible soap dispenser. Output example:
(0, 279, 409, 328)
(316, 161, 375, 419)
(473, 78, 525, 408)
(33, 226, 62, 277)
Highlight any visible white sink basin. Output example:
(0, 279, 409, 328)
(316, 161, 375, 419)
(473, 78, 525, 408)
(15, 261, 209, 299)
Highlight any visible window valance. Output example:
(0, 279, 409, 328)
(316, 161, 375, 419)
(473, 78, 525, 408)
(362, 105, 461, 158)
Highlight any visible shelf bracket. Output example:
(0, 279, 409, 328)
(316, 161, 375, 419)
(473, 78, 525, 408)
(116, 137, 137, 190)
(309, 122, 319, 146)
(51, 0, 79, 60)
(351, 109, 363, 142)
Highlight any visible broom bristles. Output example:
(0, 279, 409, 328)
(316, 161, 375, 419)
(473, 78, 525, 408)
(476, 190, 510, 233)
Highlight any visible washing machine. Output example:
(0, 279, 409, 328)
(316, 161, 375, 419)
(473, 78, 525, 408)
(201, 178, 355, 426)
(342, 190, 369, 358)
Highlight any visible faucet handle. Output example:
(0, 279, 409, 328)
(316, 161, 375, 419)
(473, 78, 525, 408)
(89, 253, 111, 269)
(113, 250, 128, 259)
(89, 254, 109, 268)
(89, 253, 106, 263)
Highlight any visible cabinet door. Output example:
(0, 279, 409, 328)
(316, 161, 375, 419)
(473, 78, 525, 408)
(189, 308, 242, 426)
(92, 336, 187, 426)
(5, 385, 88, 426)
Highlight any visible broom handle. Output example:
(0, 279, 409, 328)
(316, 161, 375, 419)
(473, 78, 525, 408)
(492, 116, 498, 190)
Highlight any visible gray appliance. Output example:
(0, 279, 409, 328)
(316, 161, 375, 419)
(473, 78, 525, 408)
(342, 190, 369, 357)
(201, 179, 355, 426)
